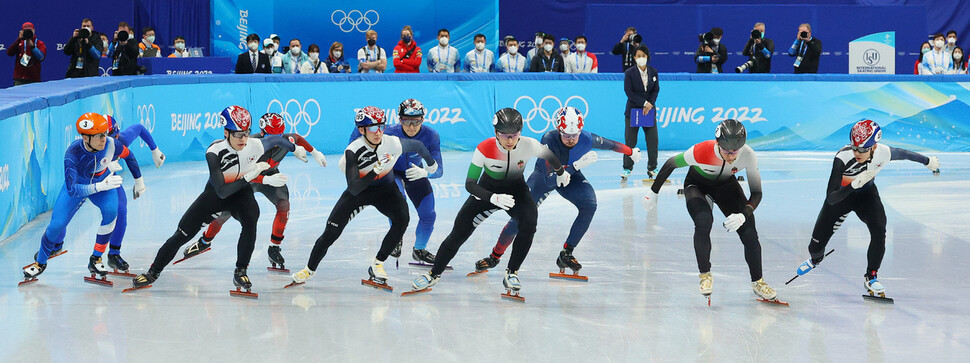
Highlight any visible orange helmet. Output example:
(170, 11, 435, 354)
(76, 112, 110, 135)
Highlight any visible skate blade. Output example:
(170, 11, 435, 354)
(408, 262, 453, 270)
(18, 278, 39, 286)
(757, 298, 790, 306)
(107, 270, 137, 278)
(863, 294, 894, 304)
(266, 266, 291, 274)
(361, 279, 394, 292)
(703, 293, 712, 307)
(401, 288, 431, 297)
(22, 249, 69, 269)
(642, 179, 672, 184)
(172, 248, 211, 265)
(466, 269, 489, 277)
(549, 272, 589, 281)
(83, 275, 114, 287)
(283, 281, 305, 289)
(230, 288, 259, 299)
(122, 285, 152, 293)
(501, 291, 525, 302)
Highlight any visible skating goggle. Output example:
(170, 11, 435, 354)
(496, 131, 521, 141)
(559, 131, 581, 140)
(364, 123, 386, 133)
(850, 145, 872, 153)
(84, 132, 108, 139)
(400, 116, 424, 126)
(720, 147, 740, 155)
(228, 130, 250, 139)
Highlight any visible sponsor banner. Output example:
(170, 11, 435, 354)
(849, 32, 895, 74)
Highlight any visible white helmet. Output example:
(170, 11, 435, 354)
(554, 106, 584, 135)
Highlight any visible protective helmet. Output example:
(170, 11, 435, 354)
(714, 119, 746, 151)
(259, 113, 285, 135)
(220, 105, 252, 132)
(850, 119, 882, 148)
(355, 106, 386, 127)
(76, 112, 110, 135)
(104, 114, 120, 136)
(492, 108, 523, 134)
(398, 98, 426, 118)
(554, 106, 584, 135)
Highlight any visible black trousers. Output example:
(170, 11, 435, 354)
(684, 172, 763, 281)
(432, 180, 537, 276)
(306, 183, 409, 271)
(151, 183, 259, 273)
(623, 117, 659, 171)
(809, 185, 887, 273)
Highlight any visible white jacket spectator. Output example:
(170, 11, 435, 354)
(497, 37, 527, 73)
(427, 29, 460, 73)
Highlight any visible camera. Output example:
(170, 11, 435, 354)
(800, 31, 808, 39)
(631, 34, 642, 44)
(78, 28, 90, 39)
(751, 30, 761, 39)
(22, 29, 33, 40)
(736, 60, 755, 73)
(697, 32, 714, 46)
(118, 30, 129, 42)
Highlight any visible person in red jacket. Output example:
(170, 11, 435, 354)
(7, 22, 47, 85)
(393, 25, 422, 73)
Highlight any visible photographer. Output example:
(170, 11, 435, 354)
(7, 22, 46, 85)
(324, 41, 351, 73)
(111, 29, 140, 76)
(787, 23, 822, 74)
(695, 28, 727, 73)
(612, 27, 645, 71)
(739, 23, 774, 73)
(64, 18, 104, 78)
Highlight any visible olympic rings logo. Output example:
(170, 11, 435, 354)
(289, 173, 321, 201)
(137, 104, 156, 133)
(267, 99, 321, 137)
(331, 10, 379, 33)
(512, 95, 589, 134)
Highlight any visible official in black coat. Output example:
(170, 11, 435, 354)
(236, 33, 272, 74)
(622, 45, 660, 176)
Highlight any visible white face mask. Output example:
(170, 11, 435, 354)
(636, 57, 648, 67)
(543, 44, 553, 52)
(309, 52, 319, 61)
(103, 40, 109, 48)
(935, 40, 945, 48)
(82, 26, 92, 32)
(948, 37, 956, 44)
(535, 37, 542, 46)
(146, 35, 155, 44)
(248, 42, 258, 51)
(333, 51, 342, 58)
(439, 37, 449, 46)
(475, 42, 485, 51)
(508, 46, 518, 55)
(175, 42, 185, 50)
(264, 47, 275, 55)
(576, 43, 586, 51)
(956, 53, 964, 60)
(713, 38, 721, 45)
(560, 44, 569, 52)
(290, 46, 300, 55)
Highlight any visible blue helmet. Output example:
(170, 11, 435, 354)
(220, 105, 252, 132)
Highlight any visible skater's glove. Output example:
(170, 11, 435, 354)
(95, 175, 124, 192)
(926, 156, 940, 172)
(641, 190, 658, 211)
(293, 145, 308, 163)
(425, 160, 438, 175)
(262, 173, 288, 187)
(372, 159, 387, 175)
(108, 161, 123, 173)
(850, 169, 877, 189)
(572, 151, 598, 170)
(132, 177, 147, 199)
(152, 148, 166, 168)
(556, 170, 572, 187)
(337, 155, 346, 172)
(406, 163, 429, 181)
(244, 162, 271, 182)
(723, 213, 746, 232)
(630, 147, 642, 164)
(490, 193, 515, 211)
(311, 149, 328, 167)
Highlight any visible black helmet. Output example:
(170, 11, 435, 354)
(492, 108, 523, 134)
(715, 119, 746, 150)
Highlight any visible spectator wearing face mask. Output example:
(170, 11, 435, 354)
(945, 30, 958, 54)
(915, 41, 931, 74)
(168, 36, 190, 58)
(464, 33, 494, 73)
(358, 30, 386, 73)
(263, 38, 282, 73)
(526, 31, 545, 66)
(324, 42, 351, 73)
(300, 44, 329, 74)
(921, 33, 952, 75)
(393, 25, 422, 73)
(427, 28, 460, 73)
(107, 22, 131, 59)
(138, 27, 162, 57)
(529, 34, 564, 72)
(281, 38, 310, 73)
(112, 28, 140, 76)
(949, 46, 967, 74)
(696, 27, 727, 73)
(235, 33, 271, 74)
(100, 34, 109, 57)
(559, 38, 572, 59)
(565, 35, 596, 73)
(8, 22, 46, 85)
(622, 45, 659, 179)
(497, 36, 527, 73)
(271, 34, 287, 55)
(65, 18, 103, 78)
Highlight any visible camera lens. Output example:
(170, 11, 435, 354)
(118, 30, 129, 41)
(800, 31, 808, 38)
(79, 28, 90, 38)
(632, 34, 642, 43)
(22, 29, 33, 39)
(751, 30, 760, 39)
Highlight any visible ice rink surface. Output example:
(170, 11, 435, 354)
(2, 150, 968, 362)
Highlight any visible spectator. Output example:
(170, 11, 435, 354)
(529, 34, 564, 72)
(100, 34, 109, 57)
(464, 33, 494, 73)
(612, 27, 644, 72)
(271, 34, 287, 55)
(107, 22, 131, 59)
(357, 30, 387, 73)
(565, 35, 596, 73)
(558, 38, 571, 60)
(921, 33, 951, 75)
(427, 28, 460, 73)
(496, 36, 527, 73)
(7, 22, 46, 85)
(138, 27, 162, 57)
(64, 18, 103, 78)
(235, 33, 271, 74)
(324, 42, 351, 73)
(788, 23, 822, 74)
(696, 28, 727, 73)
(946, 30, 958, 54)
(393, 25, 422, 73)
(526, 31, 544, 66)
(168, 36, 190, 58)
(300, 44, 329, 74)
(281, 38, 310, 73)
(622, 45, 659, 179)
(949, 46, 967, 74)
(740, 23, 774, 73)
(915, 41, 931, 74)
(111, 29, 140, 76)
(263, 38, 282, 73)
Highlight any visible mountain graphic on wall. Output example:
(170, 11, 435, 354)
(879, 99, 970, 151)
(823, 82, 951, 118)
(747, 126, 816, 150)
(817, 108, 896, 149)
(179, 135, 214, 160)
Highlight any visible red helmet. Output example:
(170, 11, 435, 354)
(220, 105, 252, 131)
(850, 119, 882, 148)
(259, 113, 285, 134)
(355, 106, 386, 127)
(76, 113, 110, 135)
